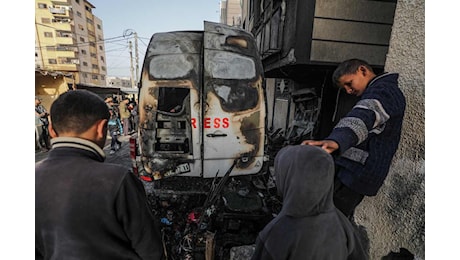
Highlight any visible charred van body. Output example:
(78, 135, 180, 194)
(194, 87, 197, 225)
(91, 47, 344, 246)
(130, 21, 279, 259)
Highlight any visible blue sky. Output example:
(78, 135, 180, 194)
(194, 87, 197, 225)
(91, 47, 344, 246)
(89, 0, 221, 78)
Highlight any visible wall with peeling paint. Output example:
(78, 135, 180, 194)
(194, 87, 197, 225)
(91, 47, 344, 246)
(354, 0, 425, 259)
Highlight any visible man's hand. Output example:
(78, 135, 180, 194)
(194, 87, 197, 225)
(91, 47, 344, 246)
(301, 139, 339, 154)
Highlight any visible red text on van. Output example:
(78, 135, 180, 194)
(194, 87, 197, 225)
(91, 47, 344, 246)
(191, 117, 230, 129)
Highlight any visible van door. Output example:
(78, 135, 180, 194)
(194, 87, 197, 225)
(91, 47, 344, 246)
(138, 31, 203, 178)
(202, 21, 266, 177)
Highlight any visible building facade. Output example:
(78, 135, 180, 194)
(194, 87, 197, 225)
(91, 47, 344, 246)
(106, 76, 133, 88)
(240, 0, 424, 258)
(220, 0, 242, 27)
(35, 0, 107, 87)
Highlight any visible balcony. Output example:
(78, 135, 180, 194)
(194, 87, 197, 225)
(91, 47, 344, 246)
(52, 18, 71, 23)
(49, 7, 66, 14)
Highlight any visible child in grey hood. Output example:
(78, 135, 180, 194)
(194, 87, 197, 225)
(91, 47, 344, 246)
(251, 145, 367, 260)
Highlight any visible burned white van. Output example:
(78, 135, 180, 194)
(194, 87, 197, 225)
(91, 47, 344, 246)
(130, 21, 276, 259)
(133, 21, 266, 181)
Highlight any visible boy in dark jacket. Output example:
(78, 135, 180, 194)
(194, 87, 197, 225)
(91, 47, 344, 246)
(35, 90, 164, 259)
(108, 108, 123, 154)
(251, 145, 367, 260)
(302, 58, 406, 218)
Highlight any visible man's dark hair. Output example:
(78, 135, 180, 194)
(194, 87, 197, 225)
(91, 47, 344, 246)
(50, 90, 110, 135)
(332, 58, 374, 86)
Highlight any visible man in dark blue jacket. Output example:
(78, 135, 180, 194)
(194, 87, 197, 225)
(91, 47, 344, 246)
(35, 90, 164, 259)
(302, 58, 406, 219)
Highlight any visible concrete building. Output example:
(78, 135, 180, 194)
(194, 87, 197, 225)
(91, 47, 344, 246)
(35, 0, 107, 87)
(106, 76, 133, 88)
(240, 0, 424, 258)
(220, 0, 242, 27)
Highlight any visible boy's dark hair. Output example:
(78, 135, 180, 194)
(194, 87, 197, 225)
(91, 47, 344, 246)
(332, 58, 374, 86)
(50, 90, 110, 135)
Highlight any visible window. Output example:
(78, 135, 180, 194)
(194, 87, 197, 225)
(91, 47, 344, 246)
(38, 3, 47, 8)
(80, 37, 85, 42)
(158, 88, 190, 113)
(92, 74, 98, 79)
(97, 24, 101, 30)
(92, 64, 99, 69)
(89, 42, 96, 47)
(99, 45, 103, 51)
(41, 18, 51, 24)
(58, 57, 74, 64)
(100, 56, 104, 62)
(90, 53, 97, 58)
(78, 24, 84, 31)
(75, 0, 80, 4)
(101, 66, 106, 71)
(83, 73, 88, 78)
(76, 11, 82, 17)
(207, 51, 256, 79)
(44, 32, 53, 37)
(101, 75, 105, 80)
(56, 31, 72, 37)
(48, 59, 57, 64)
(81, 49, 87, 55)
(56, 45, 76, 51)
(52, 17, 71, 23)
(83, 61, 88, 66)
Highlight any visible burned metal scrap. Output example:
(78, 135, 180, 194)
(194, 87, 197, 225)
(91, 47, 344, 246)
(145, 164, 280, 260)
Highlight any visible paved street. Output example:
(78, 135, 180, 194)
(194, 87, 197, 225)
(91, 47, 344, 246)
(35, 134, 133, 169)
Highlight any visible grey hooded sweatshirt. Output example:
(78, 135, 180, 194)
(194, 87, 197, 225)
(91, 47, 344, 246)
(251, 145, 367, 260)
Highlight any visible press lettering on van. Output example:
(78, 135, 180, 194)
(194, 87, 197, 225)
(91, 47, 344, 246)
(191, 117, 229, 129)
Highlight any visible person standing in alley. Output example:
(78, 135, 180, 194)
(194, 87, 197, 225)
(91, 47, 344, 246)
(251, 145, 367, 260)
(105, 95, 119, 117)
(108, 108, 123, 154)
(302, 58, 406, 219)
(35, 109, 46, 152)
(130, 98, 139, 133)
(35, 90, 164, 259)
(35, 96, 51, 150)
(119, 97, 131, 136)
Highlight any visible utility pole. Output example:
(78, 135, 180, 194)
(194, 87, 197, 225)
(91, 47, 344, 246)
(134, 32, 139, 87)
(129, 40, 135, 88)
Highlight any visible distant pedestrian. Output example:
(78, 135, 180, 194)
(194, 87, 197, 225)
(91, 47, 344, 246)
(105, 95, 119, 117)
(302, 58, 406, 219)
(35, 110, 46, 152)
(119, 97, 131, 135)
(108, 108, 123, 154)
(130, 98, 139, 132)
(35, 90, 164, 259)
(35, 96, 51, 150)
(251, 145, 367, 260)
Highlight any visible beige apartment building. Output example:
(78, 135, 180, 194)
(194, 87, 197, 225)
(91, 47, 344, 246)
(220, 0, 242, 27)
(35, 0, 106, 87)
